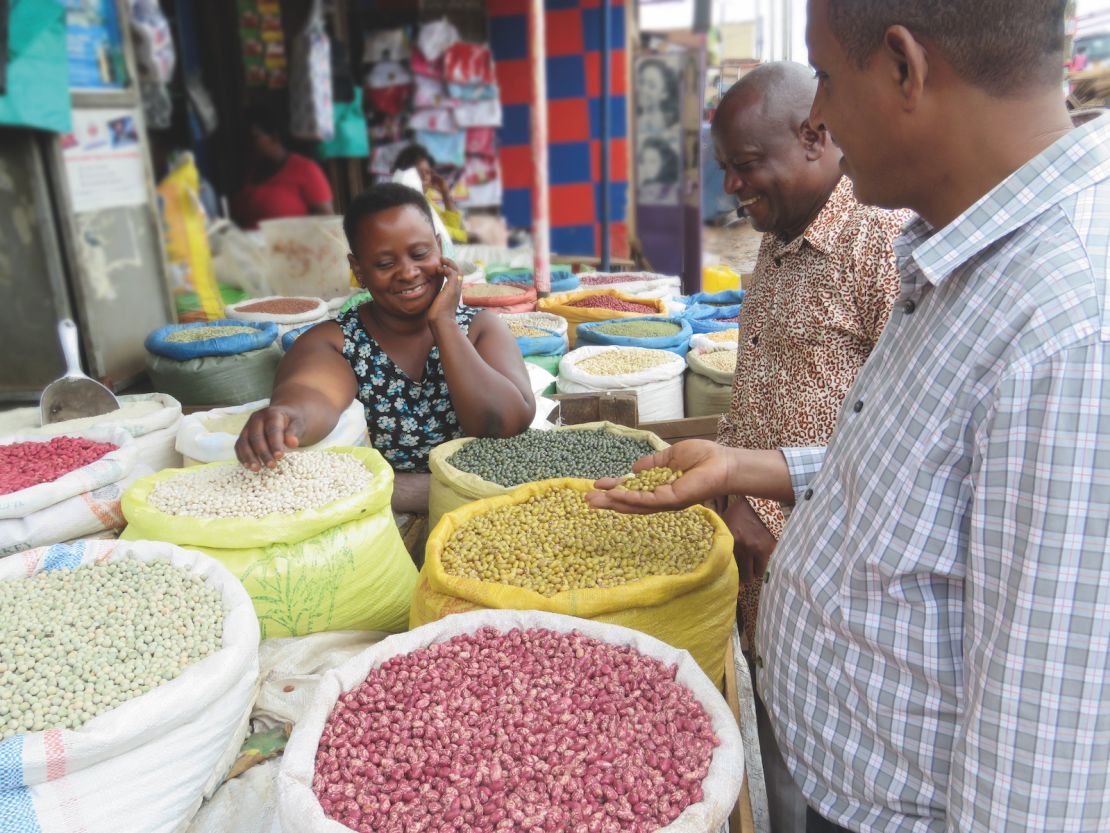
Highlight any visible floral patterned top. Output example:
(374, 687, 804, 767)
(338, 305, 479, 472)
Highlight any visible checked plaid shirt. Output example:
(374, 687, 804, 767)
(758, 113, 1110, 833)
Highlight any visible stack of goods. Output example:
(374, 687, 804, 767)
(683, 290, 746, 334)
(462, 282, 536, 314)
(538, 289, 667, 347)
(122, 448, 417, 638)
(426, 422, 668, 531)
(577, 270, 683, 300)
(411, 476, 739, 684)
(0, 540, 258, 833)
(0, 393, 184, 473)
(144, 321, 282, 408)
(175, 399, 369, 466)
(0, 429, 142, 557)
(225, 295, 330, 336)
(487, 264, 579, 294)
(363, 27, 415, 177)
(691, 328, 740, 350)
(558, 346, 687, 421)
(278, 610, 744, 833)
(576, 316, 693, 357)
(442, 40, 503, 208)
(685, 347, 739, 418)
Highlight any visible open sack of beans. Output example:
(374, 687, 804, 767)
(120, 448, 417, 638)
(225, 295, 331, 336)
(412, 478, 739, 684)
(0, 393, 184, 473)
(577, 271, 684, 299)
(0, 428, 149, 557)
(0, 538, 259, 833)
(426, 422, 669, 533)
(558, 346, 687, 422)
(685, 347, 739, 418)
(506, 322, 566, 376)
(278, 609, 744, 833)
(690, 328, 739, 350)
(576, 315, 693, 357)
(539, 290, 668, 348)
(488, 264, 579, 294)
(176, 399, 369, 466)
(145, 321, 282, 408)
(462, 282, 538, 314)
(498, 310, 568, 341)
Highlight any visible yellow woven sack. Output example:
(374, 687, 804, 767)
(412, 478, 739, 685)
(426, 421, 670, 534)
(538, 289, 666, 348)
(121, 447, 417, 638)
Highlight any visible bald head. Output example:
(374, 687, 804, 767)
(712, 62, 818, 136)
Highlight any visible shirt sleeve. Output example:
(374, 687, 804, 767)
(297, 155, 334, 207)
(780, 446, 827, 503)
(849, 209, 906, 346)
(947, 341, 1110, 832)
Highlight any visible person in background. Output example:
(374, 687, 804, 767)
(230, 108, 334, 229)
(711, 61, 910, 833)
(591, 1, 1110, 831)
(392, 144, 468, 244)
(636, 58, 680, 133)
(235, 183, 534, 514)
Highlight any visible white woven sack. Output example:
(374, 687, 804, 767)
(0, 393, 182, 442)
(691, 332, 739, 351)
(0, 538, 260, 833)
(277, 609, 743, 833)
(578, 272, 683, 293)
(176, 399, 369, 466)
(0, 427, 137, 520)
(0, 464, 152, 557)
(557, 346, 686, 422)
(525, 362, 557, 398)
(498, 310, 568, 340)
(225, 296, 330, 337)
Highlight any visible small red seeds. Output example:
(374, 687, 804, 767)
(236, 298, 320, 315)
(567, 296, 657, 314)
(0, 437, 118, 496)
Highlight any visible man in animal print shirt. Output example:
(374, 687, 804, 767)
(711, 61, 910, 831)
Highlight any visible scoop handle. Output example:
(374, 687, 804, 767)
(58, 319, 84, 378)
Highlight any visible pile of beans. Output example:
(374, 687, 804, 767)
(499, 313, 564, 333)
(236, 298, 321, 315)
(313, 626, 718, 833)
(579, 273, 661, 286)
(443, 487, 713, 594)
(593, 320, 682, 339)
(446, 429, 657, 488)
(0, 559, 223, 740)
(568, 296, 657, 314)
(698, 350, 738, 373)
(706, 329, 739, 343)
(465, 285, 529, 298)
(575, 348, 675, 377)
(0, 437, 118, 496)
(507, 324, 553, 338)
(165, 325, 258, 343)
(148, 450, 372, 519)
(618, 466, 682, 492)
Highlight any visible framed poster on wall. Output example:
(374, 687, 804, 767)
(65, 0, 128, 90)
(635, 54, 682, 207)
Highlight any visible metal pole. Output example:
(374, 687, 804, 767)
(530, 0, 551, 296)
(599, 0, 611, 272)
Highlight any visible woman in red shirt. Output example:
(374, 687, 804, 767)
(231, 109, 334, 228)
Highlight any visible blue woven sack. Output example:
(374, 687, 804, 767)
(685, 289, 746, 320)
(489, 266, 579, 294)
(281, 323, 318, 352)
(145, 320, 278, 362)
(515, 326, 566, 358)
(576, 316, 693, 357)
(688, 317, 739, 335)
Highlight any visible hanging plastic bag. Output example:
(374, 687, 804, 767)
(158, 154, 223, 320)
(452, 97, 501, 128)
(362, 27, 408, 64)
(366, 61, 413, 115)
(209, 220, 270, 297)
(443, 42, 495, 86)
(129, 0, 175, 84)
(447, 81, 498, 102)
(413, 75, 447, 109)
(288, 0, 333, 142)
(414, 128, 465, 166)
(316, 87, 370, 159)
(417, 17, 459, 62)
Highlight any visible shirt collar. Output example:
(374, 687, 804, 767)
(770, 175, 857, 258)
(904, 113, 1110, 287)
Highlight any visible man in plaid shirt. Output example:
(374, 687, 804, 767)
(591, 1, 1110, 831)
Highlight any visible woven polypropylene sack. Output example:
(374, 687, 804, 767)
(145, 320, 278, 361)
(686, 289, 746, 320)
(685, 348, 736, 418)
(225, 296, 330, 337)
(557, 345, 686, 422)
(426, 422, 669, 533)
(538, 289, 666, 348)
(576, 315, 693, 357)
(498, 311, 568, 340)
(120, 448, 417, 638)
(690, 329, 740, 351)
(145, 344, 283, 408)
(462, 282, 537, 312)
(514, 326, 565, 359)
(0, 538, 259, 833)
(281, 323, 317, 352)
(488, 267, 579, 294)
(278, 609, 744, 833)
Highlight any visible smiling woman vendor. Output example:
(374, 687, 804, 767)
(235, 183, 535, 512)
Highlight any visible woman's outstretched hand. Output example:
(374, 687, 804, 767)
(235, 405, 305, 471)
(586, 439, 735, 514)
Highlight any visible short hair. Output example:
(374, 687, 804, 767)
(641, 136, 679, 184)
(826, 0, 1067, 95)
(711, 62, 817, 135)
(343, 183, 435, 255)
(393, 144, 434, 172)
(245, 106, 288, 146)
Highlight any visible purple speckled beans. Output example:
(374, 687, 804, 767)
(312, 627, 719, 833)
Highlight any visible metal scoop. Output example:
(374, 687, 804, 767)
(39, 319, 120, 425)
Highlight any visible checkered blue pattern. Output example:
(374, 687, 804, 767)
(0, 737, 39, 832)
(760, 113, 1110, 832)
(489, 0, 629, 258)
(42, 542, 85, 573)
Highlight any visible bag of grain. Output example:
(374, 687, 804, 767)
(505, 323, 565, 379)
(176, 399, 369, 466)
(225, 296, 330, 336)
(497, 310, 568, 341)
(690, 327, 740, 350)
(121, 448, 417, 638)
(488, 265, 579, 294)
(426, 422, 669, 532)
(462, 282, 537, 314)
(145, 321, 283, 408)
(558, 345, 686, 421)
(576, 315, 693, 356)
(538, 289, 667, 348)
(412, 480, 739, 684)
(577, 270, 683, 295)
(0, 538, 259, 833)
(278, 609, 744, 833)
(685, 347, 738, 418)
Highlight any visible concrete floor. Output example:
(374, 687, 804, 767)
(704, 219, 764, 277)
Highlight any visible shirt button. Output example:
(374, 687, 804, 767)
(853, 399, 863, 413)
(803, 488, 813, 501)
(774, 257, 782, 267)
(751, 335, 759, 346)
(902, 299, 916, 314)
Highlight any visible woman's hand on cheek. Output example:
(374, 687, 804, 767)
(427, 257, 462, 324)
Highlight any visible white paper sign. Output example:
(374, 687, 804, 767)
(62, 108, 148, 213)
